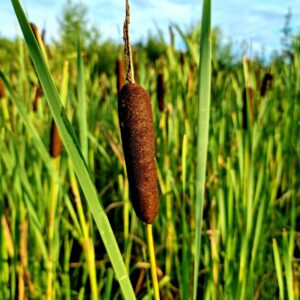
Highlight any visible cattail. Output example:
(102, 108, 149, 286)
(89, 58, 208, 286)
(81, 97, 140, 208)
(33, 86, 43, 112)
(118, 83, 159, 224)
(116, 58, 125, 94)
(260, 73, 273, 97)
(180, 51, 186, 67)
(156, 73, 165, 112)
(187, 64, 195, 95)
(29, 23, 39, 41)
(49, 120, 63, 158)
(0, 79, 5, 99)
(101, 81, 107, 103)
(29, 22, 48, 63)
(30, 22, 46, 112)
(242, 87, 254, 129)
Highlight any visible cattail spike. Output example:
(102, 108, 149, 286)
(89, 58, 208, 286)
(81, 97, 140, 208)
(0, 79, 6, 99)
(33, 86, 43, 112)
(157, 73, 165, 112)
(260, 73, 273, 97)
(242, 87, 254, 130)
(50, 120, 63, 158)
(119, 83, 159, 224)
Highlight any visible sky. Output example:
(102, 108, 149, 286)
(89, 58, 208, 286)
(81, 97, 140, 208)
(1, 0, 300, 57)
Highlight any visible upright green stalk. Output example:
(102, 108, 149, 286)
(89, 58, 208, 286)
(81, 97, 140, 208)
(146, 224, 160, 300)
(77, 40, 88, 162)
(193, 0, 212, 299)
(47, 158, 60, 300)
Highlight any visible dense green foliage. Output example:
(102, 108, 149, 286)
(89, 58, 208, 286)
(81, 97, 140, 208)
(0, 1, 299, 299)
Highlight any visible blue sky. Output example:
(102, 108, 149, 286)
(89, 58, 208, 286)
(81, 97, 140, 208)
(1, 0, 300, 57)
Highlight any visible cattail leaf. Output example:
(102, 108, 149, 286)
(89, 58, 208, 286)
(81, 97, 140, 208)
(193, 0, 211, 299)
(77, 39, 88, 161)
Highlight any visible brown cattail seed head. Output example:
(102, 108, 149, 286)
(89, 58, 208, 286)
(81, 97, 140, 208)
(33, 86, 43, 112)
(116, 58, 125, 94)
(260, 73, 273, 97)
(157, 73, 165, 112)
(180, 51, 186, 67)
(242, 87, 254, 130)
(0, 80, 5, 99)
(29, 22, 40, 41)
(118, 83, 159, 224)
(50, 120, 63, 158)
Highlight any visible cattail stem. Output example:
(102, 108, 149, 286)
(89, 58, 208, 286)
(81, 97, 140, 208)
(68, 159, 98, 300)
(146, 224, 160, 300)
(47, 157, 60, 300)
(123, 0, 135, 83)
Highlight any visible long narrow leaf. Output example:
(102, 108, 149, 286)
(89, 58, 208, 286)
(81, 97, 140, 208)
(77, 40, 88, 161)
(193, 0, 212, 299)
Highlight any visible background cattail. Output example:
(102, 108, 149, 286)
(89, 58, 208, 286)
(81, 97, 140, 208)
(29, 22, 48, 62)
(260, 73, 273, 97)
(30, 22, 46, 112)
(33, 86, 43, 112)
(0, 79, 5, 99)
(242, 87, 254, 129)
(29, 23, 39, 41)
(180, 51, 186, 67)
(49, 120, 63, 158)
(116, 58, 125, 94)
(118, 83, 159, 224)
(156, 73, 165, 112)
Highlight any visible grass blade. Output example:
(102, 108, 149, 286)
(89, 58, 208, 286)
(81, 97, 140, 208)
(77, 40, 88, 161)
(193, 0, 212, 299)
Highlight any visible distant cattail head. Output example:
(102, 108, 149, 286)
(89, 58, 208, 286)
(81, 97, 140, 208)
(29, 22, 40, 42)
(242, 87, 254, 129)
(101, 83, 107, 103)
(118, 83, 159, 224)
(50, 120, 63, 158)
(260, 73, 273, 97)
(187, 65, 195, 95)
(116, 58, 125, 94)
(180, 51, 186, 67)
(157, 73, 165, 112)
(0, 80, 6, 99)
(33, 86, 43, 112)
